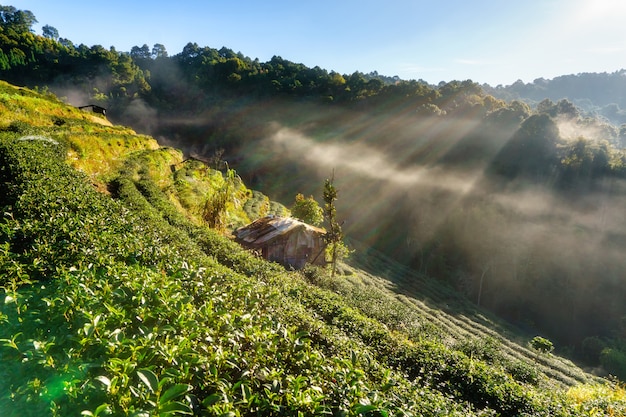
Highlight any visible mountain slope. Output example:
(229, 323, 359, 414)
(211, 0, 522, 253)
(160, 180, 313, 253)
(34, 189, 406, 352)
(0, 81, 624, 416)
(5, 7, 626, 367)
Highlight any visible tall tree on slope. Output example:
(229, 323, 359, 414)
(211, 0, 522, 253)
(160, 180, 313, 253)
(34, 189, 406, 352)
(323, 173, 342, 277)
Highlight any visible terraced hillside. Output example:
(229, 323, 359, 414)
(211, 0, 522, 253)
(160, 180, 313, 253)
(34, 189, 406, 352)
(340, 244, 600, 388)
(0, 81, 625, 416)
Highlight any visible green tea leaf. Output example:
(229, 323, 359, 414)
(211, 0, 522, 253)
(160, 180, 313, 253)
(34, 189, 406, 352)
(201, 393, 221, 407)
(158, 401, 193, 415)
(355, 404, 377, 414)
(95, 375, 111, 388)
(94, 403, 112, 416)
(137, 369, 159, 394)
(159, 383, 191, 405)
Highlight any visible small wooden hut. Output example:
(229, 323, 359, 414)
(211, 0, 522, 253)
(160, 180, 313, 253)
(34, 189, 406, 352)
(234, 216, 326, 269)
(77, 104, 107, 116)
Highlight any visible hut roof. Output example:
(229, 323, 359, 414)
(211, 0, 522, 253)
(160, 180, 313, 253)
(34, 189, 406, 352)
(77, 104, 107, 115)
(234, 216, 325, 248)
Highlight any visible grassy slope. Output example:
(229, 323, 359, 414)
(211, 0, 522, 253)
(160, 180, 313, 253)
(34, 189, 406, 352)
(0, 81, 624, 416)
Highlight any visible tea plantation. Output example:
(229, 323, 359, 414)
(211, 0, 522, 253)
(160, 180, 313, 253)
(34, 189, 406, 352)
(0, 81, 625, 416)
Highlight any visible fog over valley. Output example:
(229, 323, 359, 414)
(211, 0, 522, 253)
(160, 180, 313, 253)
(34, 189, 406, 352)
(134, 92, 626, 353)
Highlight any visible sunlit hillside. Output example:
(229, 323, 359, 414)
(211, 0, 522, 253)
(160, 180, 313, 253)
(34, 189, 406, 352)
(1, 79, 626, 415)
(4, 4, 626, 375)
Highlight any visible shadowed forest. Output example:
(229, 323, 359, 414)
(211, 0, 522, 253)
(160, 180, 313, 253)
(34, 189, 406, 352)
(3, 5, 626, 380)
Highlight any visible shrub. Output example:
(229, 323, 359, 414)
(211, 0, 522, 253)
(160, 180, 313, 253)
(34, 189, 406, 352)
(455, 336, 502, 364)
(601, 348, 626, 381)
(505, 360, 540, 385)
(531, 336, 554, 354)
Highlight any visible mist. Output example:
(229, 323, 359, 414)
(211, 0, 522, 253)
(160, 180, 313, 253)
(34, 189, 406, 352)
(51, 85, 91, 108)
(224, 107, 626, 350)
(75, 82, 626, 351)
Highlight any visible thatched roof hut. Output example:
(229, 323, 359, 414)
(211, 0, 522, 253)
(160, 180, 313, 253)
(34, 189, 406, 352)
(234, 216, 326, 269)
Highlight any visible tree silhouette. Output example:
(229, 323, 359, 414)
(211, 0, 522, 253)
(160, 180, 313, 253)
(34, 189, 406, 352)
(42, 24, 58, 40)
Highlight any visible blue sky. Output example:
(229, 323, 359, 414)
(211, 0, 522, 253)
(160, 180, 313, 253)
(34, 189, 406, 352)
(14, 0, 626, 85)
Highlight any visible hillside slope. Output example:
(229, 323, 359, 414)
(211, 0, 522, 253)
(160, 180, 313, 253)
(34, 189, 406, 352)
(4, 9, 626, 366)
(0, 82, 624, 416)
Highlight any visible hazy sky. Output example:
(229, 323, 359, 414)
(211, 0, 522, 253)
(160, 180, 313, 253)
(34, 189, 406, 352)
(15, 0, 626, 86)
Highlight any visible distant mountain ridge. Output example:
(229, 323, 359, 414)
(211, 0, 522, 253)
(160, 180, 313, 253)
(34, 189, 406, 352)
(484, 70, 626, 124)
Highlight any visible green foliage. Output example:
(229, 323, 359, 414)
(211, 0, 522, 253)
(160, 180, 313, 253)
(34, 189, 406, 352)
(324, 241, 353, 271)
(558, 137, 617, 186)
(201, 168, 250, 231)
(1, 131, 483, 416)
(41, 24, 58, 40)
(531, 336, 555, 354)
(456, 336, 503, 363)
(600, 348, 626, 381)
(243, 190, 271, 219)
(291, 193, 323, 226)
(0, 7, 148, 105)
(491, 114, 561, 179)
(0, 6, 444, 116)
(506, 360, 540, 385)
(323, 176, 343, 277)
(0, 6, 37, 33)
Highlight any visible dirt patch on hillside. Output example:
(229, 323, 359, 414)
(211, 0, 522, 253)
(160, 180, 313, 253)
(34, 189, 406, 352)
(85, 114, 113, 126)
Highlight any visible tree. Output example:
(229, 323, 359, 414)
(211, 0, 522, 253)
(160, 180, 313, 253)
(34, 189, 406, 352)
(323, 174, 343, 277)
(58, 38, 74, 49)
(530, 336, 554, 354)
(560, 136, 595, 180)
(536, 98, 556, 116)
(0, 6, 37, 33)
(555, 98, 580, 119)
(485, 100, 530, 127)
(291, 193, 323, 226)
(42, 24, 59, 40)
(152, 43, 168, 59)
(490, 113, 560, 179)
(329, 71, 346, 87)
(130, 44, 151, 61)
(346, 72, 367, 99)
(600, 348, 626, 380)
(202, 169, 248, 232)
